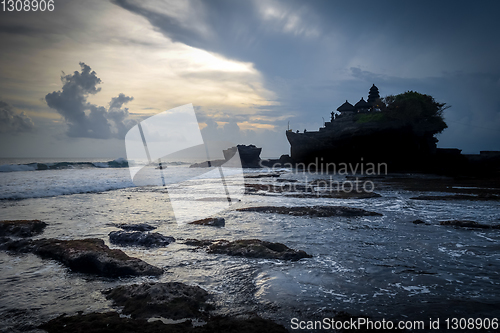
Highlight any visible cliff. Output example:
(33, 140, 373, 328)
(288, 116, 441, 169)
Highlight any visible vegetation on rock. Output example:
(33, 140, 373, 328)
(362, 91, 449, 134)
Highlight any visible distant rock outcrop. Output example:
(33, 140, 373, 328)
(190, 144, 263, 168)
(223, 144, 261, 168)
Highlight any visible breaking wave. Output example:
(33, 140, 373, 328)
(0, 158, 190, 173)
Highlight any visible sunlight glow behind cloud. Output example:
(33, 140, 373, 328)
(257, 0, 319, 37)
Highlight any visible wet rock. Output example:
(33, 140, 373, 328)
(39, 312, 288, 333)
(412, 219, 430, 225)
(244, 181, 381, 199)
(207, 239, 312, 261)
(244, 173, 281, 179)
(275, 178, 297, 182)
(189, 217, 225, 227)
(183, 239, 215, 247)
(0, 238, 162, 277)
(200, 315, 289, 333)
(411, 194, 500, 201)
(237, 205, 382, 217)
(195, 197, 237, 202)
(109, 231, 175, 247)
(103, 282, 211, 320)
(39, 312, 188, 333)
(439, 220, 500, 229)
(0, 237, 32, 251)
(0, 220, 47, 237)
(284, 192, 381, 199)
(116, 223, 157, 232)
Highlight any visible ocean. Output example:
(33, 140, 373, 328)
(0, 157, 499, 332)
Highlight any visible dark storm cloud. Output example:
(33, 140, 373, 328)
(45, 63, 135, 139)
(111, 0, 318, 77)
(112, 1, 500, 76)
(0, 100, 35, 133)
(0, 25, 40, 35)
(113, 0, 500, 153)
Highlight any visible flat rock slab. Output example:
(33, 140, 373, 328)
(185, 238, 312, 261)
(0, 220, 47, 237)
(103, 282, 210, 320)
(109, 231, 175, 247)
(0, 238, 162, 277)
(283, 192, 381, 199)
(245, 182, 381, 199)
(237, 205, 382, 217)
(39, 312, 288, 333)
(440, 220, 500, 229)
(115, 223, 157, 232)
(188, 217, 225, 227)
(244, 173, 281, 178)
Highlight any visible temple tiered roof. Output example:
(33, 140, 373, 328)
(368, 84, 380, 104)
(354, 97, 371, 110)
(336, 100, 355, 112)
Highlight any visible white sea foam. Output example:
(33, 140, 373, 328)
(0, 168, 135, 200)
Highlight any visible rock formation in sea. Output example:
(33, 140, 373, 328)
(115, 223, 157, 231)
(184, 238, 312, 261)
(0, 238, 163, 277)
(0, 220, 47, 237)
(109, 231, 175, 247)
(103, 282, 211, 319)
(236, 205, 382, 217)
(285, 86, 500, 176)
(188, 217, 225, 227)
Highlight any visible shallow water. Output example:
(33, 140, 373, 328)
(1, 166, 500, 332)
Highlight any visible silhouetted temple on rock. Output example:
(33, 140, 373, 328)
(285, 85, 500, 175)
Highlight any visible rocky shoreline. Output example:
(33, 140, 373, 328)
(1, 177, 499, 332)
(0, 219, 313, 332)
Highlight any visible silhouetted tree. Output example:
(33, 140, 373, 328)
(383, 91, 449, 133)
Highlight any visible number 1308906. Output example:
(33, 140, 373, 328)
(2, 0, 55, 12)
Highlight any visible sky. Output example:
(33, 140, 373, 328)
(0, 0, 499, 159)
